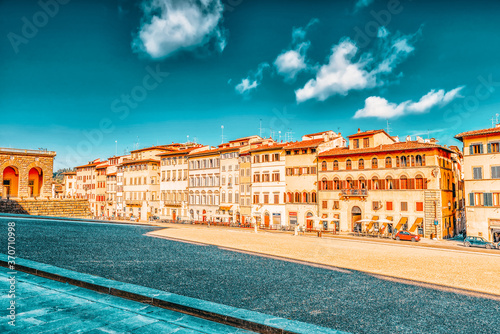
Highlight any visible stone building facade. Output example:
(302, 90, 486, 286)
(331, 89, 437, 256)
(0, 148, 56, 199)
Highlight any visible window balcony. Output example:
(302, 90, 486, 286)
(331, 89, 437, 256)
(341, 189, 368, 197)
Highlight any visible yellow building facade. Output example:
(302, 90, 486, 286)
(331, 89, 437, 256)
(455, 124, 500, 242)
(318, 129, 461, 239)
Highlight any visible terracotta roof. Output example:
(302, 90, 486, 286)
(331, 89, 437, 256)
(348, 129, 394, 140)
(228, 135, 261, 143)
(95, 163, 109, 169)
(75, 162, 99, 169)
(454, 126, 500, 141)
(107, 172, 117, 176)
(319, 141, 452, 157)
(130, 145, 177, 153)
(285, 138, 325, 149)
(188, 148, 221, 157)
(249, 143, 284, 153)
(304, 130, 332, 137)
(157, 147, 198, 157)
(62, 171, 76, 175)
(120, 158, 160, 165)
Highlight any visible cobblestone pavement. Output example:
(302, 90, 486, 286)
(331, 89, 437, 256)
(0, 267, 254, 333)
(1, 218, 499, 334)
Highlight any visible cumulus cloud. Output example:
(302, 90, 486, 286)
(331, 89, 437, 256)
(353, 86, 465, 119)
(274, 19, 319, 82)
(354, 0, 374, 12)
(235, 63, 270, 95)
(295, 27, 421, 103)
(132, 0, 226, 59)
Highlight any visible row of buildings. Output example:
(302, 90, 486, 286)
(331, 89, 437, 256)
(59, 123, 500, 241)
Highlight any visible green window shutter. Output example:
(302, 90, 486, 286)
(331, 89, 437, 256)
(469, 145, 473, 154)
(469, 193, 474, 206)
(480, 144, 484, 154)
(488, 143, 492, 153)
(483, 193, 488, 206)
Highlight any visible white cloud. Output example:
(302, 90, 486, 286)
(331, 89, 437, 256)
(132, 0, 226, 59)
(296, 39, 376, 102)
(353, 86, 465, 119)
(235, 63, 270, 95)
(295, 27, 421, 103)
(274, 19, 318, 82)
(354, 0, 374, 12)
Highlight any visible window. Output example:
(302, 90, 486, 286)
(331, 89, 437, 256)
(473, 167, 483, 180)
(254, 173, 260, 182)
(353, 139, 359, 148)
(489, 142, 500, 153)
(333, 160, 339, 170)
(263, 194, 269, 204)
(286, 150, 291, 155)
(322, 201, 328, 209)
(372, 201, 381, 210)
(363, 138, 369, 148)
(493, 193, 500, 206)
(359, 159, 364, 169)
(415, 155, 423, 166)
(333, 200, 339, 209)
(311, 192, 317, 203)
(400, 176, 408, 189)
(401, 202, 408, 211)
(491, 166, 500, 179)
(385, 157, 392, 168)
(311, 166, 317, 174)
(321, 161, 327, 171)
(470, 143, 483, 155)
(253, 194, 259, 204)
(386, 201, 393, 210)
(416, 202, 423, 211)
(274, 194, 279, 204)
(262, 173, 270, 182)
(483, 193, 493, 207)
(386, 177, 394, 189)
(372, 177, 379, 189)
(346, 159, 352, 170)
(272, 172, 280, 182)
(372, 158, 378, 168)
(400, 156, 407, 167)
(273, 153, 280, 161)
(415, 175, 424, 189)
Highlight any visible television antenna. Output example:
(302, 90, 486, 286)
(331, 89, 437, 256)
(386, 119, 391, 134)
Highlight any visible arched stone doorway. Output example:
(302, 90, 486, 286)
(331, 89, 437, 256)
(351, 206, 362, 232)
(306, 212, 313, 231)
(202, 209, 207, 223)
(28, 167, 43, 197)
(3, 166, 19, 198)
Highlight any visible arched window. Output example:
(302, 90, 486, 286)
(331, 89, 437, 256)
(400, 175, 408, 189)
(287, 192, 293, 203)
(333, 178, 340, 190)
(372, 177, 379, 189)
(400, 156, 407, 167)
(372, 158, 378, 168)
(295, 192, 301, 203)
(333, 160, 339, 170)
(321, 161, 327, 171)
(359, 159, 364, 170)
(311, 192, 317, 203)
(303, 192, 309, 203)
(386, 176, 394, 189)
(411, 156, 415, 167)
(385, 157, 392, 168)
(359, 177, 366, 189)
(322, 177, 328, 190)
(416, 175, 424, 189)
(346, 177, 354, 189)
(346, 159, 352, 170)
(416, 155, 423, 166)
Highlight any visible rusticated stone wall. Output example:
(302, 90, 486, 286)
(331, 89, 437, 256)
(0, 199, 92, 218)
(0, 149, 56, 199)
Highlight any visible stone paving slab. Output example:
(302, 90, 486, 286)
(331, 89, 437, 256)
(0, 257, 347, 333)
(0, 268, 256, 334)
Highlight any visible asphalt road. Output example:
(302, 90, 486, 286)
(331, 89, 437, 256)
(1, 217, 499, 334)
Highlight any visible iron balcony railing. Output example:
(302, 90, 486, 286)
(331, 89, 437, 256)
(341, 189, 368, 197)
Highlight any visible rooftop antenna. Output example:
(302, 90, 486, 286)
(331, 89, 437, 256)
(221, 125, 225, 144)
(278, 130, 281, 142)
(259, 119, 263, 138)
(386, 119, 391, 135)
(193, 137, 198, 144)
(115, 140, 117, 156)
(187, 135, 190, 143)
(270, 127, 275, 139)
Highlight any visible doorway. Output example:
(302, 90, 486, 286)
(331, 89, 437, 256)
(3, 166, 19, 198)
(351, 206, 361, 232)
(264, 212, 270, 228)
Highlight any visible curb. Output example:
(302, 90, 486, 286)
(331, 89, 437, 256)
(0, 255, 346, 334)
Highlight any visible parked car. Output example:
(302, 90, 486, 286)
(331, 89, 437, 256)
(394, 230, 420, 242)
(130, 216, 137, 222)
(464, 236, 495, 249)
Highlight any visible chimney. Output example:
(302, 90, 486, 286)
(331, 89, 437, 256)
(496, 123, 500, 128)
(358, 128, 361, 133)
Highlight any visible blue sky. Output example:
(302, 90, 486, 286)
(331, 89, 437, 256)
(2, 0, 500, 169)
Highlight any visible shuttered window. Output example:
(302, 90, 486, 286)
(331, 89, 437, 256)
(473, 167, 482, 180)
(484, 193, 493, 207)
(469, 193, 475, 206)
(491, 166, 500, 179)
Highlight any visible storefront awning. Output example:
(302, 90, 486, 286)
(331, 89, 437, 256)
(409, 218, 423, 233)
(395, 217, 408, 230)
